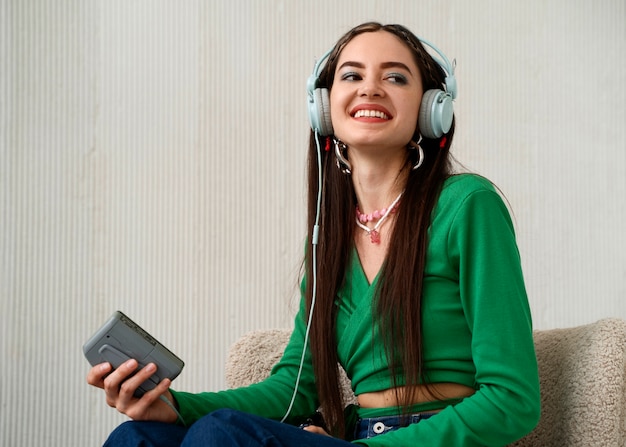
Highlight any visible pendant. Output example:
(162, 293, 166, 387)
(369, 230, 381, 244)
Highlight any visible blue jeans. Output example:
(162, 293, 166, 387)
(103, 409, 353, 446)
(103, 408, 433, 446)
(353, 412, 435, 439)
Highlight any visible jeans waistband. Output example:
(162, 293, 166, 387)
(354, 412, 437, 440)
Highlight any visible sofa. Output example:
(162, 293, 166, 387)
(225, 318, 626, 446)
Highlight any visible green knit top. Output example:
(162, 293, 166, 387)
(171, 174, 541, 446)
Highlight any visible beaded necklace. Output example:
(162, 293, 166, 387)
(355, 191, 403, 244)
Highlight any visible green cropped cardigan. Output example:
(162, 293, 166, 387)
(171, 174, 541, 446)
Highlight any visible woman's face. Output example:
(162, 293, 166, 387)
(329, 31, 423, 155)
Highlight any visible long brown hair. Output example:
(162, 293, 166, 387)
(304, 22, 456, 438)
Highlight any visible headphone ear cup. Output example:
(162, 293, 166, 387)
(419, 89, 454, 139)
(310, 88, 333, 136)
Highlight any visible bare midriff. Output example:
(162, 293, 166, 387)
(357, 383, 476, 409)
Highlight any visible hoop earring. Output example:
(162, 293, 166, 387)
(334, 138, 352, 175)
(408, 136, 425, 170)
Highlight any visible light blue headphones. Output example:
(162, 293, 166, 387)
(306, 36, 457, 139)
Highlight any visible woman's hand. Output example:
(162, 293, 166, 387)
(302, 425, 331, 437)
(86, 360, 178, 423)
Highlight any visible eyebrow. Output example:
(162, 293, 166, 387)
(338, 61, 413, 75)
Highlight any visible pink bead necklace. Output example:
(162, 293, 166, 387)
(355, 191, 403, 244)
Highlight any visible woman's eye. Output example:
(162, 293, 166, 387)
(386, 73, 408, 85)
(340, 72, 361, 81)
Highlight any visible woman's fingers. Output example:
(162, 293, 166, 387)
(102, 359, 139, 405)
(117, 362, 156, 400)
(124, 379, 174, 421)
(86, 362, 113, 389)
(87, 359, 176, 422)
(303, 425, 331, 436)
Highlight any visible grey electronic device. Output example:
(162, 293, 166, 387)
(83, 311, 184, 397)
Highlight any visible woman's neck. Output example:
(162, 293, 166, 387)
(351, 158, 409, 214)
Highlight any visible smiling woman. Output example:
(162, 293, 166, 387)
(87, 22, 540, 447)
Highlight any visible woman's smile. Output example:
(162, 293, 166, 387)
(351, 104, 392, 121)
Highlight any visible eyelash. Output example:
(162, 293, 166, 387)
(339, 72, 408, 85)
(386, 73, 408, 85)
(340, 72, 361, 81)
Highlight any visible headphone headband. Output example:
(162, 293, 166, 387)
(307, 48, 333, 94)
(416, 36, 457, 100)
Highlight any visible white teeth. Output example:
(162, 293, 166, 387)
(354, 109, 389, 119)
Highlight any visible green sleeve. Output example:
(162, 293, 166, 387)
(354, 186, 540, 446)
(170, 298, 319, 426)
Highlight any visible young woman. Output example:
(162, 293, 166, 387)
(87, 22, 540, 446)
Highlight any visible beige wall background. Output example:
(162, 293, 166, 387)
(1, 0, 625, 445)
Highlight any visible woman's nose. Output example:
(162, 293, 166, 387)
(358, 79, 384, 97)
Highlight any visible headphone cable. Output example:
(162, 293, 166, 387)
(281, 129, 323, 423)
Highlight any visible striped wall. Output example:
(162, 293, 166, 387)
(1, 0, 625, 445)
